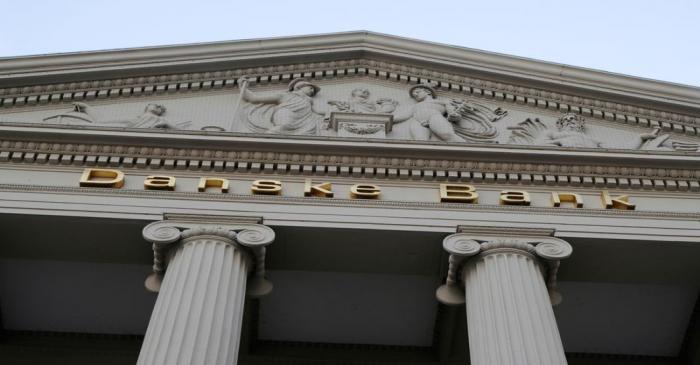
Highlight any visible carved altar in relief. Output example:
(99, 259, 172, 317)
(328, 112, 393, 138)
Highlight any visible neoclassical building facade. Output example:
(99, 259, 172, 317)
(0, 32, 698, 365)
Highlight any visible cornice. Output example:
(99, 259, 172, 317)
(1, 31, 699, 116)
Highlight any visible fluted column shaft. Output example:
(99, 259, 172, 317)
(138, 233, 249, 365)
(436, 232, 572, 365)
(138, 221, 274, 365)
(463, 246, 566, 365)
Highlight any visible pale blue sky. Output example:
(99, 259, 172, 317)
(2, 0, 699, 87)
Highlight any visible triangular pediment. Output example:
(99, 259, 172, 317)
(0, 32, 699, 154)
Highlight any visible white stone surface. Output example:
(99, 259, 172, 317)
(463, 251, 567, 365)
(2, 79, 695, 150)
(137, 235, 249, 365)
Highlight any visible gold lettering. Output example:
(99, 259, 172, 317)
(350, 184, 381, 199)
(551, 192, 583, 208)
(79, 168, 124, 188)
(251, 180, 282, 195)
(304, 179, 333, 198)
(500, 190, 531, 206)
(440, 184, 478, 203)
(144, 175, 176, 191)
(601, 190, 635, 210)
(198, 177, 229, 193)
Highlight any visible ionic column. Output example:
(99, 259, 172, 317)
(138, 220, 274, 365)
(436, 229, 572, 365)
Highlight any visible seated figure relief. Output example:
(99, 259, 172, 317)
(392, 84, 506, 143)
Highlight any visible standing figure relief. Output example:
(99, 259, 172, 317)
(392, 84, 505, 143)
(236, 77, 324, 135)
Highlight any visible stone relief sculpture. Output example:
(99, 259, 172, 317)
(392, 84, 505, 143)
(236, 77, 323, 135)
(327, 88, 398, 115)
(6, 83, 696, 152)
(42, 102, 191, 130)
(324, 88, 398, 138)
(635, 129, 700, 152)
(125, 103, 191, 129)
(341, 122, 385, 135)
(43, 102, 97, 125)
(508, 114, 603, 148)
(670, 140, 700, 152)
(448, 99, 507, 142)
(507, 113, 699, 151)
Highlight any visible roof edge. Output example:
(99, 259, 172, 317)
(1, 31, 698, 113)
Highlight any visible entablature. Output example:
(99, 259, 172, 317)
(1, 125, 698, 194)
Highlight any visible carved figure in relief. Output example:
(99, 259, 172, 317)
(635, 129, 700, 152)
(126, 103, 191, 129)
(42, 102, 191, 129)
(327, 88, 398, 114)
(508, 114, 603, 148)
(634, 128, 673, 150)
(508, 113, 700, 151)
(43, 102, 97, 125)
(392, 84, 505, 142)
(668, 140, 700, 152)
(236, 77, 323, 135)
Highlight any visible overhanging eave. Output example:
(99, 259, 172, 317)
(1, 31, 699, 115)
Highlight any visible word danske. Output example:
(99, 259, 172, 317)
(78, 168, 635, 210)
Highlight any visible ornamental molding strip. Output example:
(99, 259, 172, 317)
(1, 57, 699, 140)
(3, 183, 700, 221)
(1, 138, 699, 192)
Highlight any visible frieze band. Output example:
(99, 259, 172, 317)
(78, 168, 636, 210)
(2, 57, 699, 140)
(3, 78, 696, 152)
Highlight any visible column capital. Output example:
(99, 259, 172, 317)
(436, 227, 572, 306)
(142, 218, 275, 297)
(443, 232, 572, 260)
(143, 220, 275, 246)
